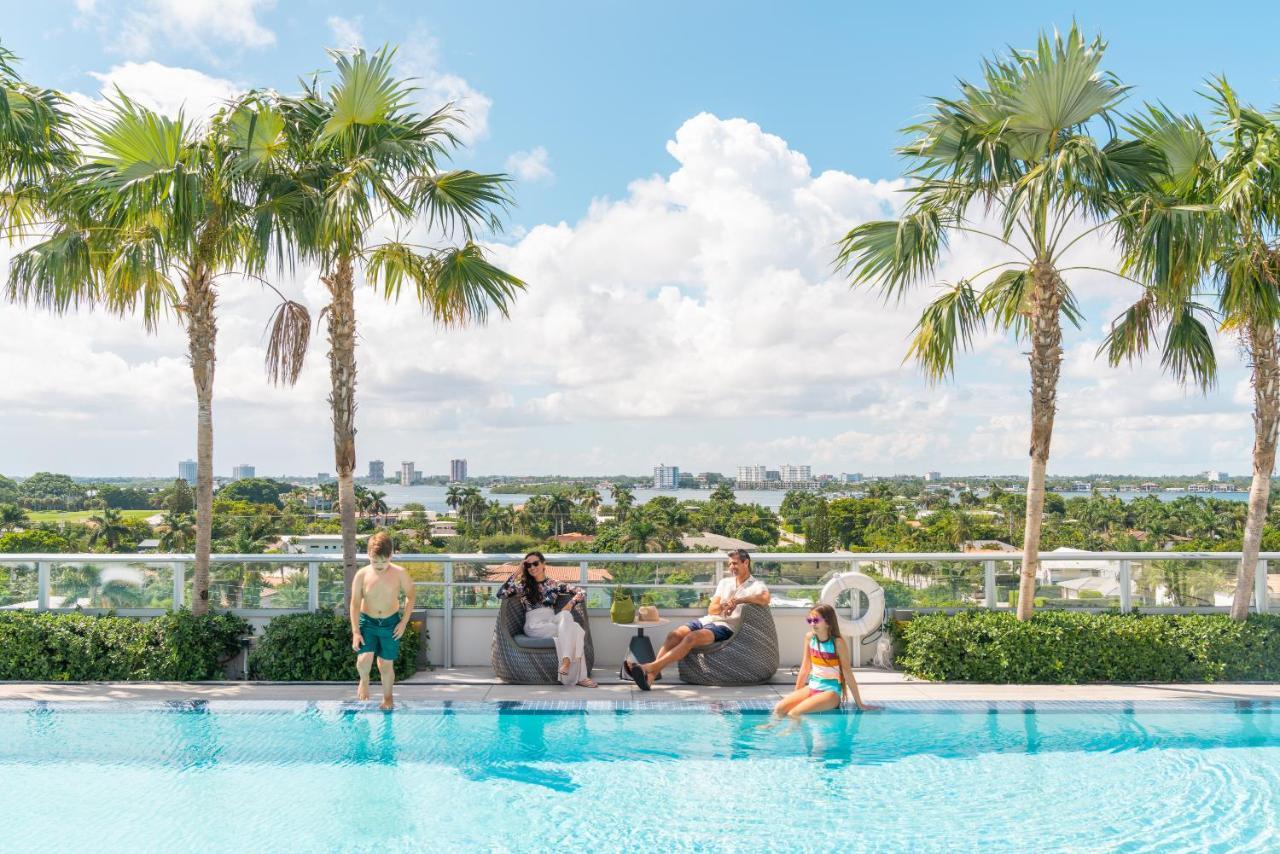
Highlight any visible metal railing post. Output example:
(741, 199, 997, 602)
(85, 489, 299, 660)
(984, 560, 996, 609)
(307, 562, 320, 611)
(714, 560, 725, 583)
(36, 561, 49, 611)
(1257, 559, 1269, 614)
(1119, 560, 1132, 614)
(172, 561, 185, 612)
(579, 560, 589, 586)
(443, 561, 454, 669)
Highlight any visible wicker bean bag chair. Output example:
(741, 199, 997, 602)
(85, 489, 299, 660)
(677, 603, 779, 686)
(492, 594, 595, 684)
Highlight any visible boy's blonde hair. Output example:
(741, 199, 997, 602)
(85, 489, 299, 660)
(367, 531, 393, 559)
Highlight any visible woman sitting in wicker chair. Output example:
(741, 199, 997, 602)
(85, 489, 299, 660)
(497, 552, 597, 687)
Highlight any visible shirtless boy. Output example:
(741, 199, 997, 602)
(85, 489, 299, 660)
(350, 531, 415, 709)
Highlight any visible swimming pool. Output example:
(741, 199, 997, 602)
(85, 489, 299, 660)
(2, 700, 1277, 852)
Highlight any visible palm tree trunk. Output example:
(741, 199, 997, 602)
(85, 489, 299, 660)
(1017, 266, 1064, 621)
(187, 271, 216, 616)
(1234, 321, 1279, 621)
(325, 257, 360, 606)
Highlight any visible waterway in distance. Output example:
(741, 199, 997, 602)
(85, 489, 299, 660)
(371, 484, 1249, 513)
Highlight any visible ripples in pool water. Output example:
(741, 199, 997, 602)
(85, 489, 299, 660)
(1, 706, 1277, 852)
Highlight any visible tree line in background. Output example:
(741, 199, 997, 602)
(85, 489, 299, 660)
(0, 43, 522, 614)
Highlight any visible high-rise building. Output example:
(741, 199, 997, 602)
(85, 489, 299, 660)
(736, 465, 767, 485)
(653, 464, 680, 489)
(1203, 470, 1228, 482)
(842, 472, 864, 484)
(400, 461, 416, 487)
(231, 464, 255, 480)
(178, 459, 197, 485)
(924, 471, 942, 482)
(317, 472, 332, 483)
(449, 459, 468, 482)
(778, 464, 812, 484)
(368, 460, 385, 482)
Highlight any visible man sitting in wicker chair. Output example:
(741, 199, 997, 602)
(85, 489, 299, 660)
(624, 549, 770, 690)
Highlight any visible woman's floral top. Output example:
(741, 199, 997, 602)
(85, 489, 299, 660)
(497, 574, 585, 611)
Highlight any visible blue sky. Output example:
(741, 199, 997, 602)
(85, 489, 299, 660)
(13, 1, 1280, 230)
(3, 1, 1280, 478)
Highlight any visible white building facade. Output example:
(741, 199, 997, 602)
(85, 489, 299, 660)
(653, 464, 680, 489)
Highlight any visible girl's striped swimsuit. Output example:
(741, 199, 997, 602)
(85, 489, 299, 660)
(807, 634, 842, 694)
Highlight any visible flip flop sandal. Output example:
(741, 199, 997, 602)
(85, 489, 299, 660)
(625, 660, 651, 691)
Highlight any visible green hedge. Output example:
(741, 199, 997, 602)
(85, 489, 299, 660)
(0, 611, 249, 681)
(248, 611, 423, 681)
(897, 610, 1280, 683)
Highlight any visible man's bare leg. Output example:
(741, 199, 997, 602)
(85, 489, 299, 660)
(376, 657, 396, 710)
(643, 628, 716, 679)
(356, 652, 374, 701)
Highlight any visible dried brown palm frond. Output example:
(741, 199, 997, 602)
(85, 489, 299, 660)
(264, 295, 311, 385)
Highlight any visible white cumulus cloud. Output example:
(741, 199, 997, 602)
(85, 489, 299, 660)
(505, 146, 552, 182)
(327, 15, 363, 49)
(0, 112, 1259, 477)
(398, 29, 492, 145)
(87, 62, 239, 119)
(91, 0, 277, 57)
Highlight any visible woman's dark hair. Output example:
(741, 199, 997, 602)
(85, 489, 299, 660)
(810, 603, 842, 640)
(519, 551, 546, 606)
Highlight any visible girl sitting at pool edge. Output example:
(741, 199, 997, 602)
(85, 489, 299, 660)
(773, 603, 877, 717)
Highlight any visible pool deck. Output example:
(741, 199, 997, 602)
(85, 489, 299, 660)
(2, 668, 1278, 703)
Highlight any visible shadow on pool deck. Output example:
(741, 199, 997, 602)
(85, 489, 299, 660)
(1, 667, 1278, 703)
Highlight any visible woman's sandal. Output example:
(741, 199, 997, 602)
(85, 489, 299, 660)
(559, 658, 571, 677)
(576, 678, 598, 688)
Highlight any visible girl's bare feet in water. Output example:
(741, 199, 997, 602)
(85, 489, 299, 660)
(356, 680, 370, 701)
(379, 697, 393, 710)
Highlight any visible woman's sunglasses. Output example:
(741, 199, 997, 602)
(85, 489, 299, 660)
(805, 616, 824, 625)
(523, 560, 542, 569)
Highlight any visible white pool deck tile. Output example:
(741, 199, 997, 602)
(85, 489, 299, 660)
(1, 668, 1277, 704)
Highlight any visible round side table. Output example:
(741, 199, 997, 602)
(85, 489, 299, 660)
(612, 619, 671, 680)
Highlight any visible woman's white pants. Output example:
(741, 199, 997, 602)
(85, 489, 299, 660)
(524, 607, 587, 686)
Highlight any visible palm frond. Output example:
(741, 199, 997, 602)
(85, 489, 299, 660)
(408, 169, 512, 238)
(264, 296, 311, 385)
(423, 242, 526, 326)
(1161, 300, 1217, 390)
(835, 213, 947, 298)
(904, 280, 986, 380)
(319, 46, 411, 141)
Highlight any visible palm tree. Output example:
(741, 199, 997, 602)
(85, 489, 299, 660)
(1106, 85, 1280, 620)
(366, 490, 389, 524)
(87, 507, 129, 552)
(7, 95, 309, 615)
(610, 484, 635, 522)
(0, 42, 75, 237)
(836, 27, 1158, 620)
(622, 518, 663, 553)
(445, 484, 465, 512)
(157, 510, 195, 552)
(262, 48, 524, 605)
(53, 564, 103, 607)
(547, 493, 574, 536)
(0, 503, 29, 532)
(576, 486, 602, 514)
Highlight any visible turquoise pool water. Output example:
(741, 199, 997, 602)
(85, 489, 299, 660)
(1, 701, 1277, 852)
